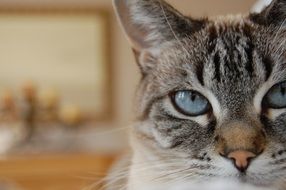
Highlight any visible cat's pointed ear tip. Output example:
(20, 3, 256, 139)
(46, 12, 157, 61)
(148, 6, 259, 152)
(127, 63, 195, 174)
(112, 0, 123, 8)
(112, 0, 133, 13)
(112, 0, 119, 7)
(112, 0, 129, 7)
(250, 0, 286, 26)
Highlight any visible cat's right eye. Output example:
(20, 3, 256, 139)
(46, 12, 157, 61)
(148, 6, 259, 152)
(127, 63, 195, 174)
(263, 81, 286, 109)
(170, 90, 211, 117)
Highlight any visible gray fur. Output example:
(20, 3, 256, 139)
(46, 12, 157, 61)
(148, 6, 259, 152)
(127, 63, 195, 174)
(111, 0, 286, 189)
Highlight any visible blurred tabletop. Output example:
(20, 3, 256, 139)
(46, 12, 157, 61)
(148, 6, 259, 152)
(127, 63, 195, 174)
(0, 153, 115, 190)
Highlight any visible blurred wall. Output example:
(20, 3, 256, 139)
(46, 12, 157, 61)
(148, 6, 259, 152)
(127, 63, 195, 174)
(0, 0, 257, 128)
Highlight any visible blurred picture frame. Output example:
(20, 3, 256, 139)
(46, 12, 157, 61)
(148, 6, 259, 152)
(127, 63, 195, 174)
(0, 7, 112, 122)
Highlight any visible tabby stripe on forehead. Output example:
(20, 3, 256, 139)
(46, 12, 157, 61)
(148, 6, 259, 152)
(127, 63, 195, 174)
(196, 61, 205, 86)
(245, 42, 254, 75)
(214, 52, 221, 82)
(262, 56, 273, 81)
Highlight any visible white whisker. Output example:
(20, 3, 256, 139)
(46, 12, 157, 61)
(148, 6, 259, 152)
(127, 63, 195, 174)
(159, 1, 190, 56)
(273, 18, 286, 44)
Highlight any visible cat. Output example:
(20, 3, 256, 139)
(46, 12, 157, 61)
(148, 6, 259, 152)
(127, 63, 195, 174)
(110, 0, 286, 189)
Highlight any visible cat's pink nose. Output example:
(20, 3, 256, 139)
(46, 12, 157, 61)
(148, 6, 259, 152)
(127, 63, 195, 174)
(227, 150, 256, 172)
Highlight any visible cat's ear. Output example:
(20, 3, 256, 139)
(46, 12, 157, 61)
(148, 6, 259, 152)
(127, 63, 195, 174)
(250, 0, 286, 27)
(113, 0, 205, 74)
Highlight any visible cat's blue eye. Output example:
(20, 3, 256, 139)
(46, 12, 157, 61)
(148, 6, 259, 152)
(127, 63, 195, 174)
(170, 90, 211, 116)
(264, 82, 286, 109)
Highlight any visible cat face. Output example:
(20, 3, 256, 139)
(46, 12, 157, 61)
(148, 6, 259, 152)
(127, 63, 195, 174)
(114, 0, 286, 187)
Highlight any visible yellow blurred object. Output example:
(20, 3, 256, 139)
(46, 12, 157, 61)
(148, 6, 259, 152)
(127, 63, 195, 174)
(39, 88, 59, 122)
(59, 105, 82, 126)
(39, 88, 59, 109)
(38, 88, 60, 122)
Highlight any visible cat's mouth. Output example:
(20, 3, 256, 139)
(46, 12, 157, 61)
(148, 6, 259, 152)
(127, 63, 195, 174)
(237, 173, 249, 182)
(234, 174, 275, 187)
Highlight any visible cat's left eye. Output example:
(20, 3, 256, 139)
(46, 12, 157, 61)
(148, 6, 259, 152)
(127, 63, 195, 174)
(170, 90, 211, 116)
(263, 81, 286, 109)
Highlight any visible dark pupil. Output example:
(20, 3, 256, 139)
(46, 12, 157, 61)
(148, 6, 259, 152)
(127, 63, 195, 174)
(280, 84, 285, 95)
(190, 94, 197, 101)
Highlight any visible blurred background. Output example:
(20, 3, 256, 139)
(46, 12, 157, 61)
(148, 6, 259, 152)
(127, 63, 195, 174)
(0, 0, 263, 189)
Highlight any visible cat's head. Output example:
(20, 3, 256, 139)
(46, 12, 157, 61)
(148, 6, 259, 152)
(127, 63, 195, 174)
(114, 0, 286, 187)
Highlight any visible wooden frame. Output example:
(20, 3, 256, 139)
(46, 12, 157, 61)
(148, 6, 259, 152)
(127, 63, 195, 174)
(0, 7, 113, 122)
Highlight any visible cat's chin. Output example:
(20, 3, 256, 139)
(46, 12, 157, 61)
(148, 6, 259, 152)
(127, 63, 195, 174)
(131, 179, 276, 190)
(224, 175, 280, 189)
(127, 173, 278, 190)
(237, 176, 268, 186)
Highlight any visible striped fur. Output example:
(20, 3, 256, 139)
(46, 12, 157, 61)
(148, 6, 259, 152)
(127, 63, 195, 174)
(111, 0, 286, 189)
